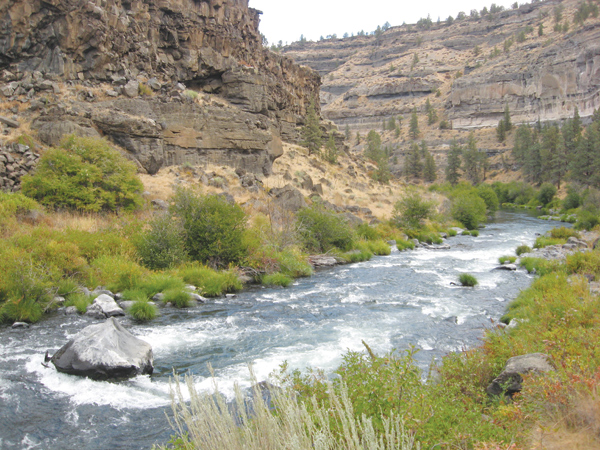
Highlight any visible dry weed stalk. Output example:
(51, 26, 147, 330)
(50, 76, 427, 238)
(162, 366, 419, 450)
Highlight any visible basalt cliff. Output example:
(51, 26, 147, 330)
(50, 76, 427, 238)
(0, 0, 320, 176)
(283, 0, 600, 164)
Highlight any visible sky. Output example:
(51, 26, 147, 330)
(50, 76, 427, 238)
(250, 0, 522, 46)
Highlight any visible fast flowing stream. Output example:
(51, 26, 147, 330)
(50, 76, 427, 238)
(0, 211, 558, 450)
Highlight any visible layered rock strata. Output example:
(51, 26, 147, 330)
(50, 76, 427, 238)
(0, 0, 320, 175)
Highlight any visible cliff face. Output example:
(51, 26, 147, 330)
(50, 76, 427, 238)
(283, 0, 600, 133)
(0, 0, 320, 174)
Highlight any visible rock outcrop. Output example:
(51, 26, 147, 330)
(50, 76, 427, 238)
(0, 0, 320, 176)
(284, 0, 600, 132)
(0, 142, 40, 192)
(50, 317, 153, 379)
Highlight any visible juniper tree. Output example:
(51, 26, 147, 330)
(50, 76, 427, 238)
(409, 108, 420, 139)
(405, 142, 423, 180)
(445, 139, 462, 185)
(301, 99, 322, 155)
(462, 133, 481, 185)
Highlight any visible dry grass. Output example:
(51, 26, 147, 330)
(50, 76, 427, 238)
(161, 366, 419, 450)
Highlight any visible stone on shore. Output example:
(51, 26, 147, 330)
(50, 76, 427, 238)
(486, 353, 553, 397)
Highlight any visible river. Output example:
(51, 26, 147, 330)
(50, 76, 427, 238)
(0, 211, 559, 449)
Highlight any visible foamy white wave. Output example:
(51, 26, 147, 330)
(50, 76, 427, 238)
(341, 292, 368, 303)
(418, 338, 434, 351)
(25, 355, 173, 409)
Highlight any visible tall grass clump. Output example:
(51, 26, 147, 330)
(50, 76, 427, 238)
(21, 135, 143, 212)
(176, 263, 242, 297)
(499, 255, 517, 264)
(396, 238, 416, 251)
(458, 273, 478, 286)
(136, 273, 186, 298)
(161, 368, 419, 450)
(63, 293, 92, 314)
(515, 244, 532, 256)
(261, 272, 293, 287)
(128, 300, 157, 322)
(162, 288, 192, 308)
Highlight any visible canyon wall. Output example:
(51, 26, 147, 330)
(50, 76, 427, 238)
(0, 0, 320, 174)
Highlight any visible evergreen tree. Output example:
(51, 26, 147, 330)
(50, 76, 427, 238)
(356, 132, 361, 145)
(426, 99, 438, 125)
(345, 124, 351, 141)
(409, 108, 420, 139)
(365, 130, 383, 161)
(462, 132, 481, 185)
(301, 99, 322, 155)
(423, 149, 437, 182)
(497, 119, 506, 142)
(503, 104, 512, 132)
(524, 141, 543, 185)
(323, 132, 338, 164)
(540, 125, 567, 189)
(513, 124, 533, 166)
(405, 142, 423, 180)
(446, 139, 462, 185)
(388, 116, 396, 130)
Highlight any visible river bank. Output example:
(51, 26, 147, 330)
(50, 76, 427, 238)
(0, 211, 560, 449)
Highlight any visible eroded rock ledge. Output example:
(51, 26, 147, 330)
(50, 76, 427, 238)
(0, 0, 320, 175)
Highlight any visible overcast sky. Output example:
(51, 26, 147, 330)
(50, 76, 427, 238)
(250, 0, 523, 45)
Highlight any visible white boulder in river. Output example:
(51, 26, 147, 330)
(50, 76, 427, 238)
(50, 317, 153, 380)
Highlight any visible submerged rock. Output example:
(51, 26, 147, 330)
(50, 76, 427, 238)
(493, 264, 517, 271)
(50, 317, 153, 380)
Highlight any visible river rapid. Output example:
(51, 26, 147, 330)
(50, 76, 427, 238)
(0, 211, 558, 450)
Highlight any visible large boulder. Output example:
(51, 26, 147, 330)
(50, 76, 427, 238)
(486, 353, 553, 397)
(50, 318, 153, 380)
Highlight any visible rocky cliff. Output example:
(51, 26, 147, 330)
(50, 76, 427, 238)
(0, 0, 320, 175)
(284, 0, 600, 133)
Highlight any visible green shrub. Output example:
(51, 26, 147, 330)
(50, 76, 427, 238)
(458, 273, 478, 286)
(356, 223, 380, 240)
(447, 229, 457, 237)
(451, 193, 487, 230)
(296, 205, 355, 253)
(499, 255, 517, 264)
(476, 184, 499, 213)
(162, 288, 192, 308)
(21, 135, 143, 212)
(171, 188, 247, 268)
(135, 213, 188, 270)
(0, 191, 42, 218)
(518, 257, 561, 275)
(461, 230, 470, 236)
(516, 244, 532, 256)
(470, 230, 479, 237)
(396, 238, 416, 251)
(120, 288, 149, 302)
(128, 300, 157, 321)
(575, 210, 600, 230)
(261, 272, 293, 287)
(549, 227, 579, 240)
(392, 192, 435, 229)
(176, 263, 242, 297)
(565, 251, 600, 279)
(537, 182, 557, 205)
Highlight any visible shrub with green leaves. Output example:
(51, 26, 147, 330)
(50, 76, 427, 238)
(537, 182, 557, 206)
(135, 213, 188, 270)
(396, 238, 416, 251)
(171, 188, 247, 268)
(476, 184, 499, 214)
(296, 205, 354, 253)
(458, 273, 478, 286)
(21, 135, 143, 212)
(451, 193, 487, 230)
(549, 227, 579, 240)
(470, 230, 479, 237)
(393, 192, 434, 229)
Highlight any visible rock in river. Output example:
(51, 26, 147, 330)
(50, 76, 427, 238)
(50, 318, 153, 380)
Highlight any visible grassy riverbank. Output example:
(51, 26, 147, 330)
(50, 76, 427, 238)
(161, 228, 600, 450)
